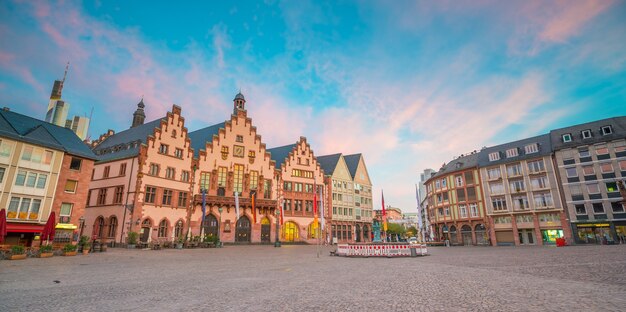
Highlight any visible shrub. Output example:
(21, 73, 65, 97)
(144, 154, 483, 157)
(63, 244, 77, 252)
(11, 245, 25, 255)
(40, 245, 53, 253)
(127, 232, 138, 245)
(79, 235, 90, 247)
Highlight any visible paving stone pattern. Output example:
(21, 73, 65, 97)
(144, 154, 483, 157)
(1, 245, 625, 311)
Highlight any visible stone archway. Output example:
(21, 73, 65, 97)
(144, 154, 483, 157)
(355, 224, 362, 242)
(261, 217, 271, 242)
(283, 221, 299, 242)
(235, 215, 251, 243)
(202, 214, 219, 238)
(461, 224, 472, 246)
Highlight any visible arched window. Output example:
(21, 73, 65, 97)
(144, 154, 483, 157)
(108, 216, 118, 238)
(308, 222, 319, 239)
(171, 129, 177, 138)
(158, 219, 168, 238)
(94, 216, 105, 239)
(174, 220, 184, 239)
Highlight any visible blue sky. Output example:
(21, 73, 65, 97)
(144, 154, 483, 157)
(1, 0, 625, 211)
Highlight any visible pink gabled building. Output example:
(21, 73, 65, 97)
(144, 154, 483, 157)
(84, 101, 194, 244)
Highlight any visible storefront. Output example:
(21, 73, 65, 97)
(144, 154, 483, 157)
(574, 223, 612, 244)
(4, 223, 44, 246)
(614, 221, 626, 244)
(541, 229, 563, 244)
(54, 223, 78, 244)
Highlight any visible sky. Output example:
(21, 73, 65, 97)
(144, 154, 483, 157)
(1, 0, 625, 212)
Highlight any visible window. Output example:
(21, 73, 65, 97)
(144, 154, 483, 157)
(606, 182, 618, 193)
(579, 149, 590, 158)
(600, 163, 613, 173)
(601, 125, 612, 135)
(97, 188, 107, 205)
(506, 163, 522, 176)
(7, 197, 41, 220)
(233, 164, 244, 194)
(457, 189, 466, 202)
(295, 200, 302, 211)
(0, 140, 12, 158)
(444, 207, 450, 216)
(178, 192, 188, 207)
(175, 148, 183, 159)
(592, 203, 604, 214)
(171, 129, 177, 138)
(487, 167, 501, 179)
(149, 163, 159, 176)
(575, 204, 586, 215)
(530, 176, 548, 189)
(70, 158, 82, 170)
(305, 201, 313, 212)
(509, 180, 525, 192)
(455, 175, 463, 187)
(612, 202, 625, 213)
(26, 172, 36, 187)
(114, 186, 124, 204)
(569, 184, 582, 196)
(175, 220, 184, 238)
(21, 146, 33, 161)
(441, 179, 446, 187)
(158, 220, 168, 237)
(248, 150, 255, 158)
(562, 133, 572, 142)
(60, 203, 73, 217)
(565, 167, 578, 178)
(249, 171, 258, 190)
(145, 186, 156, 203)
(533, 193, 553, 208)
(108, 217, 118, 238)
(218, 167, 227, 187)
(620, 160, 626, 171)
(506, 148, 519, 158)
(119, 163, 127, 176)
(489, 182, 504, 194)
(512, 195, 529, 210)
(284, 182, 292, 191)
(527, 159, 545, 173)
(159, 144, 169, 154)
(236, 135, 244, 143)
(489, 152, 500, 161)
(524, 143, 539, 154)
(162, 189, 173, 205)
(582, 165, 594, 176)
(467, 187, 477, 201)
(15, 170, 26, 186)
(264, 180, 271, 199)
(199, 172, 210, 190)
(221, 146, 229, 159)
(581, 130, 592, 139)
(0, 167, 5, 183)
(492, 197, 507, 211)
(36, 174, 47, 189)
(615, 141, 626, 153)
(435, 180, 440, 189)
(586, 183, 600, 194)
(295, 183, 303, 192)
(166, 167, 175, 179)
(595, 145, 609, 155)
(181, 170, 190, 182)
(459, 205, 468, 218)
(65, 180, 78, 193)
(469, 204, 478, 217)
(103, 166, 110, 178)
(284, 199, 292, 211)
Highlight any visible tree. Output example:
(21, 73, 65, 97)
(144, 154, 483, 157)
(386, 223, 406, 236)
(406, 226, 418, 237)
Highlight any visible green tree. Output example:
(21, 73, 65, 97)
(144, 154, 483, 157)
(406, 226, 418, 237)
(386, 223, 406, 236)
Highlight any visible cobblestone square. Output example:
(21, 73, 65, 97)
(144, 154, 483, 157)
(1, 245, 625, 311)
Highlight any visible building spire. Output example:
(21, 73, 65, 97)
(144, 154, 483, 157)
(132, 96, 146, 128)
(62, 61, 70, 83)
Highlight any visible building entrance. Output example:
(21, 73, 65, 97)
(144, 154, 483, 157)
(235, 216, 251, 243)
(261, 217, 270, 242)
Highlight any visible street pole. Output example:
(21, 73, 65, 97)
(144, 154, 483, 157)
(218, 207, 223, 245)
(274, 209, 281, 247)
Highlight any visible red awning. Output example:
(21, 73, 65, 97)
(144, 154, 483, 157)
(6, 223, 44, 233)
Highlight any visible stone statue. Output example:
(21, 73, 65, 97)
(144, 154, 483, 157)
(373, 219, 381, 243)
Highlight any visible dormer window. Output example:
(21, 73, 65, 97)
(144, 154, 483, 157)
(505, 148, 519, 158)
(581, 129, 592, 139)
(524, 143, 539, 154)
(159, 144, 168, 154)
(489, 152, 500, 162)
(562, 133, 572, 143)
(601, 125, 612, 136)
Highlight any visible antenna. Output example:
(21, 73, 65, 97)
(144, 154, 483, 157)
(62, 61, 70, 83)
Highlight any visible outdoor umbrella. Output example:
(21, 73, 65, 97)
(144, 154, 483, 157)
(0, 209, 7, 244)
(41, 211, 56, 244)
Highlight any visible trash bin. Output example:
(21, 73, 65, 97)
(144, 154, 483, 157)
(556, 238, 566, 247)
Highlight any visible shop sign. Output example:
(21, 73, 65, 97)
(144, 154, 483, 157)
(576, 223, 610, 227)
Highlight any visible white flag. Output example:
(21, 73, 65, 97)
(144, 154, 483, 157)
(319, 187, 325, 230)
(235, 191, 240, 221)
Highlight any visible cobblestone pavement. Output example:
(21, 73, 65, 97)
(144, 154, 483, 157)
(1, 244, 625, 311)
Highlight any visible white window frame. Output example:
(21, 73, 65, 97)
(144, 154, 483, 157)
(565, 167, 577, 178)
(470, 204, 479, 217)
(586, 183, 600, 194)
(601, 125, 612, 136)
(459, 205, 468, 218)
(506, 148, 519, 158)
(489, 152, 500, 162)
(581, 129, 592, 139)
(524, 143, 539, 154)
(562, 134, 572, 143)
(60, 203, 73, 217)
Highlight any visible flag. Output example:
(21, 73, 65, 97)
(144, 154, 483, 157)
(251, 191, 257, 223)
(416, 185, 422, 229)
(319, 187, 325, 230)
(313, 183, 318, 227)
(280, 198, 285, 225)
(234, 191, 240, 221)
(201, 189, 207, 226)
(382, 190, 387, 232)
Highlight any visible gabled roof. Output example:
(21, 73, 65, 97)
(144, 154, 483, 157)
(477, 134, 552, 167)
(93, 118, 164, 162)
(316, 153, 342, 176)
(343, 153, 362, 179)
(267, 143, 297, 169)
(0, 109, 96, 159)
(188, 122, 226, 157)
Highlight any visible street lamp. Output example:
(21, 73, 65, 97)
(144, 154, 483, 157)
(274, 209, 281, 247)
(218, 207, 223, 246)
(78, 216, 85, 239)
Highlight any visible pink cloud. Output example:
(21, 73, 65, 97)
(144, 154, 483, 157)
(538, 0, 614, 43)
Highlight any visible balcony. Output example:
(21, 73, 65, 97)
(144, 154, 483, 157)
(193, 194, 277, 209)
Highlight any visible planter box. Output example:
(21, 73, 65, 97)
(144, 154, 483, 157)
(39, 252, 54, 258)
(82, 249, 90, 255)
(63, 251, 77, 256)
(10, 254, 27, 260)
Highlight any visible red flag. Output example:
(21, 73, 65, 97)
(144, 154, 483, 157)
(251, 192, 257, 223)
(381, 190, 386, 217)
(313, 184, 318, 226)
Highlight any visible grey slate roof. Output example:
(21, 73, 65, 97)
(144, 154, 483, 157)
(0, 109, 96, 159)
(316, 153, 342, 176)
(477, 134, 552, 167)
(343, 154, 362, 179)
(549, 116, 626, 151)
(93, 118, 164, 162)
(188, 122, 226, 157)
(267, 143, 297, 169)
(430, 152, 479, 180)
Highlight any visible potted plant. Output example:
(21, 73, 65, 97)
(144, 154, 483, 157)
(39, 244, 54, 258)
(10, 245, 26, 260)
(63, 244, 77, 256)
(127, 231, 138, 249)
(175, 236, 184, 249)
(78, 235, 89, 252)
(82, 242, 91, 255)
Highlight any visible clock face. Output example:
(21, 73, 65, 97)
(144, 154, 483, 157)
(234, 145, 245, 158)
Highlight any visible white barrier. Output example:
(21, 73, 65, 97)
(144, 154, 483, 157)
(335, 243, 428, 257)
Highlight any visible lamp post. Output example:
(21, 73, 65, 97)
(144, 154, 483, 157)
(274, 209, 281, 247)
(218, 207, 223, 246)
(78, 216, 85, 240)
